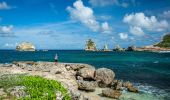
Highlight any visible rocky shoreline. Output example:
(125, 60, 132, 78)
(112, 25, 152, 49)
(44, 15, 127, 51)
(0, 61, 139, 100)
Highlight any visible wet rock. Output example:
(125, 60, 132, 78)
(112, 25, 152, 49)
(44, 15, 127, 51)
(127, 87, 139, 93)
(102, 89, 122, 99)
(123, 81, 133, 88)
(95, 68, 115, 86)
(77, 80, 97, 92)
(77, 67, 95, 79)
(115, 80, 123, 90)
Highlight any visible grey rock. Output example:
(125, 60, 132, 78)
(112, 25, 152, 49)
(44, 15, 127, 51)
(77, 67, 95, 79)
(95, 68, 115, 86)
(77, 80, 97, 92)
(102, 89, 122, 99)
(70, 90, 88, 100)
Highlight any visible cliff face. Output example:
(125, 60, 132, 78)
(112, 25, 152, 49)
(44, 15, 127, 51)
(155, 34, 170, 48)
(85, 39, 97, 51)
(16, 42, 35, 51)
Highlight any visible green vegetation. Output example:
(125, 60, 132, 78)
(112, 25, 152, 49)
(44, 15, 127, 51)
(155, 34, 170, 48)
(85, 39, 97, 50)
(0, 74, 71, 100)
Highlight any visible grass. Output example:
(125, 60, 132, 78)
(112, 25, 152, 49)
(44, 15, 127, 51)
(0, 74, 71, 100)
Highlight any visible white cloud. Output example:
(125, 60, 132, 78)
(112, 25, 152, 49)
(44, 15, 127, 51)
(129, 26, 144, 36)
(123, 12, 169, 36)
(0, 25, 13, 34)
(101, 22, 111, 33)
(67, 0, 111, 33)
(0, 2, 11, 10)
(119, 32, 128, 40)
(89, 0, 129, 8)
(67, 0, 100, 32)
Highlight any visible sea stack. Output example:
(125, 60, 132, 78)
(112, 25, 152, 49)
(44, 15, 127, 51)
(16, 42, 36, 51)
(102, 44, 111, 51)
(85, 39, 97, 51)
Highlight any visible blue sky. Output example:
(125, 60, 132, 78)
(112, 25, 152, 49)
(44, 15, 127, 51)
(0, 0, 170, 49)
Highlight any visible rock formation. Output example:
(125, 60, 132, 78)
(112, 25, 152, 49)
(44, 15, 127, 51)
(16, 42, 35, 51)
(102, 44, 111, 51)
(126, 45, 136, 51)
(0, 62, 139, 99)
(85, 39, 97, 51)
(113, 44, 124, 51)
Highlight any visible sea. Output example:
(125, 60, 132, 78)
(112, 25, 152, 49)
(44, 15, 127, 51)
(0, 50, 170, 100)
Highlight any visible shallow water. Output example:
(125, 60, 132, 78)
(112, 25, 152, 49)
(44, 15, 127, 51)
(0, 50, 170, 99)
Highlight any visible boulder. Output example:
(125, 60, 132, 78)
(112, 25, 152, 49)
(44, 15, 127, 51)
(77, 67, 95, 79)
(127, 87, 138, 93)
(95, 68, 115, 85)
(123, 81, 133, 88)
(115, 80, 123, 90)
(102, 89, 122, 99)
(77, 80, 97, 92)
(70, 90, 88, 100)
(16, 42, 36, 51)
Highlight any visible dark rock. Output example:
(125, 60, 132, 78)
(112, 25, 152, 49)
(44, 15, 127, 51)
(102, 89, 122, 99)
(95, 68, 115, 86)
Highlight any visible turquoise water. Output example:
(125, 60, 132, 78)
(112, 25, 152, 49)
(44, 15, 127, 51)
(0, 50, 170, 99)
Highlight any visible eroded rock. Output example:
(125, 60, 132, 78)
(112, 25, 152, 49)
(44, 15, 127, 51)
(102, 88, 122, 99)
(95, 68, 115, 86)
(77, 80, 97, 92)
(77, 67, 95, 80)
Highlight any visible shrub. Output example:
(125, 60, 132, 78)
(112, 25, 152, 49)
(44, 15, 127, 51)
(0, 74, 71, 100)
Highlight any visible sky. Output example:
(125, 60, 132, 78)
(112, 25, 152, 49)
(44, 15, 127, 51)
(0, 0, 170, 49)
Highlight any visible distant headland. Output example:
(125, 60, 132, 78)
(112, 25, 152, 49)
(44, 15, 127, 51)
(85, 33, 170, 52)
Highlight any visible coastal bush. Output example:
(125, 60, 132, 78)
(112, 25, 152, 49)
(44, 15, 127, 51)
(0, 74, 71, 100)
(155, 34, 170, 47)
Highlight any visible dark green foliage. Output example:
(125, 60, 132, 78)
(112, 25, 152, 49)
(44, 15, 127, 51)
(155, 34, 170, 47)
(0, 74, 71, 100)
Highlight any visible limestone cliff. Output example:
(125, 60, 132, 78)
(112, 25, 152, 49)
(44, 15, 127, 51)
(16, 42, 35, 51)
